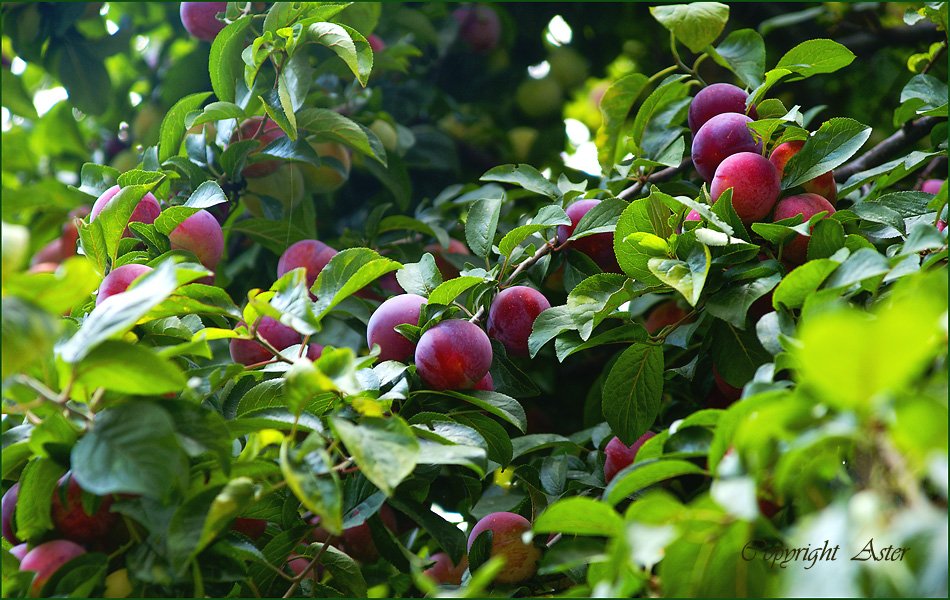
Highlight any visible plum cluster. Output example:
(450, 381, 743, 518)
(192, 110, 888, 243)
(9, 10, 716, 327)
(690, 83, 838, 264)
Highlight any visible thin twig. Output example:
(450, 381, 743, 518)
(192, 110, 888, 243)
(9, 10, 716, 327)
(617, 159, 692, 200)
(282, 541, 330, 598)
(501, 236, 558, 287)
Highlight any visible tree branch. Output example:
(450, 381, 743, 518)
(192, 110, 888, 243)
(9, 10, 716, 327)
(834, 117, 941, 182)
(617, 159, 692, 200)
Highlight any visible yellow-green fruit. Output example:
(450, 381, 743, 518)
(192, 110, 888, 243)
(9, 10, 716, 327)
(300, 141, 351, 194)
(548, 47, 588, 89)
(110, 149, 140, 173)
(508, 127, 538, 162)
(104, 569, 132, 599)
(246, 163, 307, 210)
(2, 222, 30, 280)
(515, 77, 563, 119)
(132, 104, 163, 146)
(369, 120, 398, 152)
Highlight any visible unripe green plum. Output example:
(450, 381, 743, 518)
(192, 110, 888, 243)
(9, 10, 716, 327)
(452, 5, 501, 53)
(548, 47, 588, 89)
(2, 222, 29, 277)
(508, 126, 538, 162)
(96, 264, 153, 306)
(691, 113, 761, 182)
(367, 294, 427, 362)
(169, 209, 224, 269)
(772, 193, 836, 265)
(710, 152, 781, 224)
(20, 540, 86, 597)
(604, 432, 655, 483)
(516, 78, 564, 119)
(103, 568, 133, 599)
(769, 141, 837, 204)
(369, 120, 398, 152)
(50, 474, 117, 544)
(300, 141, 352, 194)
(231, 117, 287, 178)
(229, 317, 302, 366)
(277, 239, 338, 290)
(424, 552, 468, 585)
(415, 320, 493, 390)
(556, 199, 621, 273)
(466, 512, 540, 584)
(179, 2, 227, 42)
(487, 286, 550, 357)
(688, 83, 757, 134)
(90, 185, 161, 238)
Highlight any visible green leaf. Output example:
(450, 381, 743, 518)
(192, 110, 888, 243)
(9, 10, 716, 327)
(296, 108, 386, 164)
(330, 417, 419, 495)
(650, 3, 730, 53)
(569, 198, 628, 240)
(821, 248, 890, 291)
(427, 276, 484, 306)
(775, 39, 856, 79)
(312, 248, 400, 318)
(230, 218, 312, 256)
(746, 68, 793, 109)
(710, 29, 765, 88)
(480, 164, 561, 200)
(534, 497, 623, 537)
(705, 273, 781, 328)
(184, 101, 245, 128)
(209, 17, 252, 104)
(1, 298, 61, 379)
(498, 206, 570, 258)
(806, 218, 846, 261)
(772, 258, 839, 309)
(596, 73, 649, 170)
(603, 460, 705, 506)
(158, 92, 212, 162)
(15, 458, 64, 541)
(153, 181, 228, 235)
(647, 244, 711, 307)
(453, 412, 514, 467)
(395, 254, 442, 296)
(59, 261, 180, 363)
(528, 305, 576, 358)
(387, 497, 467, 566)
(74, 341, 186, 395)
(630, 75, 689, 156)
(305, 22, 374, 87)
(464, 190, 504, 257)
(602, 343, 664, 444)
(709, 320, 770, 388)
(54, 36, 111, 116)
(567, 273, 631, 339)
(279, 434, 343, 535)
(440, 390, 527, 433)
(781, 118, 871, 190)
(71, 402, 187, 499)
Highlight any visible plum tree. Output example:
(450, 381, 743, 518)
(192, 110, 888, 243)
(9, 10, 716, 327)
(341, 504, 398, 563)
(90, 185, 161, 238)
(687, 82, 756, 134)
(179, 2, 227, 42)
(103, 569, 133, 599)
(367, 34, 386, 53)
(367, 294, 427, 362)
(50, 474, 117, 544)
(772, 193, 836, 264)
(643, 300, 691, 335)
(168, 209, 224, 270)
(466, 512, 541, 584)
(96, 264, 154, 306)
(424, 238, 470, 279)
(603, 432, 655, 483)
(369, 120, 398, 152)
(231, 518, 267, 540)
(423, 552, 468, 585)
(557, 199, 621, 273)
(691, 112, 761, 182)
(515, 77, 563, 119)
(452, 5, 501, 53)
(19, 540, 86, 596)
(712, 365, 742, 405)
(277, 239, 339, 289)
(2, 482, 20, 544)
(231, 117, 286, 178)
(415, 320, 493, 390)
(229, 317, 302, 366)
(709, 151, 781, 223)
(474, 372, 494, 391)
(769, 141, 837, 204)
(286, 555, 321, 580)
(60, 206, 90, 259)
(299, 141, 352, 194)
(486, 286, 551, 356)
(921, 179, 944, 194)
(10, 543, 28, 561)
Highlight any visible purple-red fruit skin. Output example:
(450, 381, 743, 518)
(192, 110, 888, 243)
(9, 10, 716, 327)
(769, 141, 837, 205)
(772, 193, 836, 265)
(277, 239, 338, 290)
(474, 372, 494, 391)
(20, 540, 86, 596)
(180, 2, 227, 42)
(556, 200, 621, 273)
(367, 294, 427, 362)
(50, 475, 117, 544)
(96, 264, 154, 306)
(341, 505, 397, 563)
(229, 317, 301, 366)
(921, 179, 944, 195)
(90, 185, 161, 238)
(415, 320, 493, 390)
(604, 432, 655, 483)
(709, 152, 781, 224)
(169, 209, 224, 270)
(452, 5, 501, 53)
(691, 113, 761, 182)
(466, 512, 540, 584)
(2, 483, 20, 544)
(424, 552, 468, 585)
(231, 117, 287, 178)
(688, 83, 756, 134)
(487, 286, 550, 357)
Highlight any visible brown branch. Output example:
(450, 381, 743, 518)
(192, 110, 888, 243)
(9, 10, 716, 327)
(617, 159, 692, 200)
(501, 236, 558, 287)
(834, 116, 941, 182)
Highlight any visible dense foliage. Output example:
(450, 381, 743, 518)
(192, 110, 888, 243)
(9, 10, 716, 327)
(1, 2, 947, 598)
